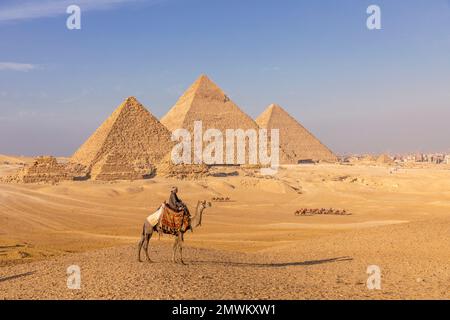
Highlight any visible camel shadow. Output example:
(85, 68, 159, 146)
(0, 271, 36, 283)
(0, 244, 25, 249)
(191, 256, 353, 268)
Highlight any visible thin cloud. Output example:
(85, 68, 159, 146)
(0, 62, 37, 72)
(0, 110, 57, 122)
(0, 0, 151, 22)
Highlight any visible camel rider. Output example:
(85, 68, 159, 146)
(168, 186, 187, 214)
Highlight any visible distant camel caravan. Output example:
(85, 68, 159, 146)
(211, 197, 231, 202)
(294, 208, 351, 216)
(138, 200, 212, 264)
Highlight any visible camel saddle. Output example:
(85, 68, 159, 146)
(159, 205, 191, 235)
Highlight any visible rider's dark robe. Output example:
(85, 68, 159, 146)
(168, 191, 184, 211)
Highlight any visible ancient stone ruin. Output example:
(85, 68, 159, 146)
(71, 96, 173, 181)
(1, 74, 340, 183)
(90, 151, 156, 181)
(156, 154, 209, 180)
(3, 156, 88, 184)
(256, 104, 337, 164)
(160, 74, 279, 165)
(377, 154, 394, 165)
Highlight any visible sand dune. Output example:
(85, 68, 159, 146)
(1, 163, 450, 299)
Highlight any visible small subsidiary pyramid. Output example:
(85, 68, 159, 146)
(376, 154, 394, 165)
(256, 104, 337, 164)
(71, 97, 173, 180)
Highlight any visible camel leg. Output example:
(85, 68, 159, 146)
(137, 224, 146, 262)
(143, 230, 153, 262)
(179, 233, 186, 265)
(137, 234, 145, 262)
(172, 236, 179, 263)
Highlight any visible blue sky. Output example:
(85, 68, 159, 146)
(1, 0, 450, 156)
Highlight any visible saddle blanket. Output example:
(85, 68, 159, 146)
(160, 205, 190, 235)
(146, 203, 190, 235)
(146, 204, 164, 226)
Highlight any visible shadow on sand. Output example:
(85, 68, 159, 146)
(191, 256, 353, 268)
(0, 244, 26, 249)
(0, 271, 36, 283)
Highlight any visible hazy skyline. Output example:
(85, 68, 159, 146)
(1, 0, 450, 156)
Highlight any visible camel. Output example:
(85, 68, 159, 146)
(137, 200, 212, 264)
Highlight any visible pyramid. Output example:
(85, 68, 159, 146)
(376, 154, 394, 165)
(71, 97, 173, 180)
(362, 154, 377, 162)
(161, 74, 268, 165)
(161, 74, 259, 133)
(256, 104, 337, 164)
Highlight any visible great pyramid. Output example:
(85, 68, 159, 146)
(256, 104, 337, 164)
(161, 74, 267, 165)
(161, 74, 259, 133)
(72, 97, 173, 180)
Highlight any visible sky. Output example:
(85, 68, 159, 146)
(1, 0, 450, 156)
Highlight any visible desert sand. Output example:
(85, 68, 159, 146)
(1, 158, 449, 299)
